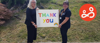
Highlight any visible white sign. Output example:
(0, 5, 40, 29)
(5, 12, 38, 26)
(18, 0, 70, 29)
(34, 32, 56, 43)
(36, 9, 59, 27)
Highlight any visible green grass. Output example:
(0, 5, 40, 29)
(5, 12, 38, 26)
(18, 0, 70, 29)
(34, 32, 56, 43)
(0, 0, 100, 43)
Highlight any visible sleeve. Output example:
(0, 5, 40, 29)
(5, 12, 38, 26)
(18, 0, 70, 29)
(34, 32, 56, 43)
(26, 8, 33, 22)
(65, 11, 71, 17)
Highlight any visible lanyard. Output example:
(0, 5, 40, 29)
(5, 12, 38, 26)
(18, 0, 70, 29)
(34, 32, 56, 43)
(61, 10, 65, 16)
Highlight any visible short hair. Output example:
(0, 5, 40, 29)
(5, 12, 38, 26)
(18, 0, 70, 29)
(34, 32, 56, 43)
(63, 1, 69, 6)
(27, 0, 37, 9)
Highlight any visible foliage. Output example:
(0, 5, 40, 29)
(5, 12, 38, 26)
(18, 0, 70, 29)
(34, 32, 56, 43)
(1, 0, 26, 8)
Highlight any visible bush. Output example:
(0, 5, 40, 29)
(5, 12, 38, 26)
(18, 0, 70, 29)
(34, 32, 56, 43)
(1, 0, 26, 8)
(0, 3, 12, 25)
(37, 0, 50, 5)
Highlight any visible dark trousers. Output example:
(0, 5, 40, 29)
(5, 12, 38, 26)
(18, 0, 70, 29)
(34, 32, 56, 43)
(60, 27, 68, 43)
(26, 25, 37, 42)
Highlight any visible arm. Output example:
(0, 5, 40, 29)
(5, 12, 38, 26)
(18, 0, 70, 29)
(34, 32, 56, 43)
(32, 7, 39, 25)
(26, 8, 38, 28)
(31, 7, 39, 25)
(26, 8, 36, 26)
(26, 8, 33, 22)
(60, 17, 69, 26)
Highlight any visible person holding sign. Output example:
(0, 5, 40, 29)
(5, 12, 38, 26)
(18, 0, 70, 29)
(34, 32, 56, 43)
(25, 0, 39, 43)
(59, 1, 71, 43)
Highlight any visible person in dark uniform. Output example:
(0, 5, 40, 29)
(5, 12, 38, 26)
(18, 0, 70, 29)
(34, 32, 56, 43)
(25, 0, 39, 43)
(58, 1, 71, 43)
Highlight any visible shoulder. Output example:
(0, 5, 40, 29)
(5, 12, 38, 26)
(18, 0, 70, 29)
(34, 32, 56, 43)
(59, 9, 64, 14)
(27, 8, 31, 10)
(26, 8, 32, 13)
(65, 9, 71, 14)
(65, 9, 71, 16)
(61, 9, 64, 12)
(66, 8, 71, 12)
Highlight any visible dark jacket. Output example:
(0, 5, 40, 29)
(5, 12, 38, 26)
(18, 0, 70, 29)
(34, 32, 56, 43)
(25, 8, 36, 26)
(59, 8, 71, 28)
